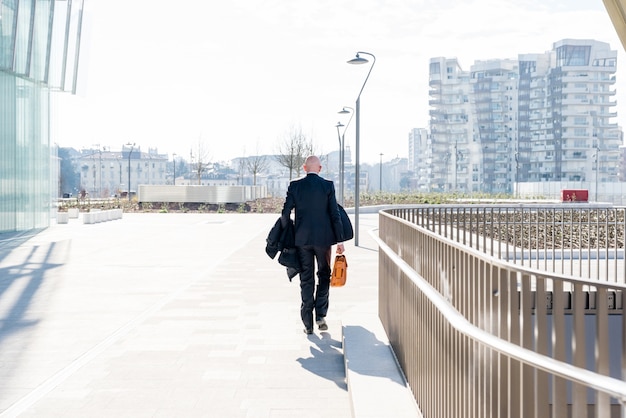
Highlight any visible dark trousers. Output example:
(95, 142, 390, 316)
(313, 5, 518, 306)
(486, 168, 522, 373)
(297, 245, 332, 330)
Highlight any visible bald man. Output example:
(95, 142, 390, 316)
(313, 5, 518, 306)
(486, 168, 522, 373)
(281, 155, 346, 334)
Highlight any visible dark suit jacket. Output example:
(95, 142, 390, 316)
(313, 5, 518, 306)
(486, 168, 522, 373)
(281, 173, 344, 247)
(265, 217, 301, 280)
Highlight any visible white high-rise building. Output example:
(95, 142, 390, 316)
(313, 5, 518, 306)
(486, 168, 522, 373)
(408, 128, 429, 191)
(470, 59, 519, 194)
(425, 39, 620, 195)
(428, 57, 473, 192)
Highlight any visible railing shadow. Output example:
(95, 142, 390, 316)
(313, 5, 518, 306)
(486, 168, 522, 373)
(0, 235, 65, 394)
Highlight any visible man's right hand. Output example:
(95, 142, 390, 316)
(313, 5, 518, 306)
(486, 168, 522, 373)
(336, 243, 345, 254)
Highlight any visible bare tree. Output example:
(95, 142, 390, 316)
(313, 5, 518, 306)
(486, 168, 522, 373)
(192, 137, 211, 185)
(276, 126, 314, 180)
(247, 142, 269, 186)
(237, 158, 246, 185)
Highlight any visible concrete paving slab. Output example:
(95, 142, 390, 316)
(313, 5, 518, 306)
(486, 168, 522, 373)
(0, 212, 400, 418)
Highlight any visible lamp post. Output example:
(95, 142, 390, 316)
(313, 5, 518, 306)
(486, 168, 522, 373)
(347, 51, 376, 246)
(98, 147, 102, 197)
(379, 153, 383, 192)
(335, 122, 345, 205)
(126, 142, 135, 201)
(337, 106, 354, 208)
(172, 153, 177, 185)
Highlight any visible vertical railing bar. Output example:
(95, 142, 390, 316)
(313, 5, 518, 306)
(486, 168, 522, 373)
(481, 207, 493, 256)
(505, 207, 510, 264)
(587, 210, 591, 278)
(596, 286, 610, 418)
(520, 272, 534, 418)
(453, 249, 459, 418)
(484, 208, 494, 257)
(578, 208, 583, 279)
(535, 274, 550, 418)
(463, 206, 467, 247)
(513, 207, 517, 265)
(478, 258, 485, 418)
(572, 282, 586, 418)
(497, 207, 502, 261)
(569, 207, 574, 277)
(596, 208, 600, 281)
(561, 208, 565, 277)
(528, 209, 540, 268)
(498, 266, 509, 418)
(552, 279, 567, 418)
(442, 206, 446, 239)
(521, 207, 525, 267)
(613, 209, 618, 283)
(544, 208, 548, 273)
(615, 209, 626, 283)
(622, 288, 626, 418)
(540, 208, 545, 271)
(509, 268, 521, 418)
(552, 208, 558, 273)
(605, 209, 610, 282)
(441, 206, 445, 238)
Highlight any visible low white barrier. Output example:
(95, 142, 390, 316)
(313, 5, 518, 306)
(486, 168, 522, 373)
(83, 209, 123, 224)
(137, 185, 268, 203)
(56, 212, 69, 224)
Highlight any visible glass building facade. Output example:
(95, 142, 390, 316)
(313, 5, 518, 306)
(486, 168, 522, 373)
(0, 0, 84, 234)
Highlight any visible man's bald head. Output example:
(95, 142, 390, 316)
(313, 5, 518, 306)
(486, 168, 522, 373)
(303, 156, 322, 174)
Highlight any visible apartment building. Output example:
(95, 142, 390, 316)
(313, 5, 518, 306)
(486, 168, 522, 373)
(427, 57, 473, 192)
(470, 59, 519, 194)
(424, 39, 620, 195)
(408, 128, 429, 191)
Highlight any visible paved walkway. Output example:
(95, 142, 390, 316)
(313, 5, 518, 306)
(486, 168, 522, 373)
(0, 212, 386, 417)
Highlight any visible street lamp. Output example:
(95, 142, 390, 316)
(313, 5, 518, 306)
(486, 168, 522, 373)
(126, 142, 135, 201)
(379, 153, 383, 192)
(347, 51, 376, 246)
(336, 106, 354, 208)
(172, 153, 177, 185)
(115, 156, 123, 197)
(335, 122, 345, 205)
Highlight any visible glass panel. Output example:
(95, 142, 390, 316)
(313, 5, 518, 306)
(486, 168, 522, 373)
(64, 0, 83, 92)
(48, 0, 68, 89)
(32, 0, 53, 82)
(14, 0, 34, 75)
(0, 0, 18, 70)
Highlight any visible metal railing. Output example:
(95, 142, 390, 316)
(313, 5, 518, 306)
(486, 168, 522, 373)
(374, 205, 626, 418)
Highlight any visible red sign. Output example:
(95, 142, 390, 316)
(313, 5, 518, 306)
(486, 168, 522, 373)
(561, 189, 588, 202)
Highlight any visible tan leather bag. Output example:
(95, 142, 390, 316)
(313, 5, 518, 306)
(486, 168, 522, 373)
(330, 254, 347, 287)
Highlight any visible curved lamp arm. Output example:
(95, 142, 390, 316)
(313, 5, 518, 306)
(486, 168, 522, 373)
(338, 106, 355, 137)
(348, 51, 376, 100)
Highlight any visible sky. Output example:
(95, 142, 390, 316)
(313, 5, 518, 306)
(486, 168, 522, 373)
(53, 0, 626, 165)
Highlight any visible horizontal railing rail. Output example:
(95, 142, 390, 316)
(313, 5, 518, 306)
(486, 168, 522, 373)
(375, 206, 626, 418)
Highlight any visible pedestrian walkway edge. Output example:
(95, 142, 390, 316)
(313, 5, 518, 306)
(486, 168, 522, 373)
(342, 314, 423, 418)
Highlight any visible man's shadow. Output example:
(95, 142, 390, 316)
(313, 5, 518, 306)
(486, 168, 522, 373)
(341, 325, 406, 386)
(296, 331, 347, 390)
